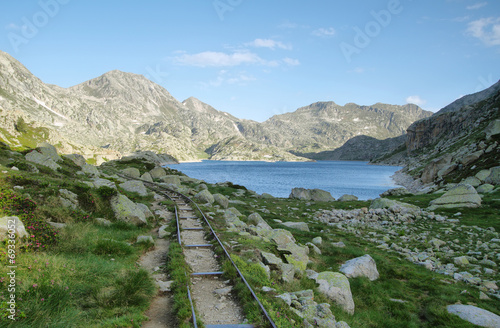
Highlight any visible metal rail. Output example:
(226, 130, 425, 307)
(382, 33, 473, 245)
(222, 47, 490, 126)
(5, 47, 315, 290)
(113, 171, 276, 328)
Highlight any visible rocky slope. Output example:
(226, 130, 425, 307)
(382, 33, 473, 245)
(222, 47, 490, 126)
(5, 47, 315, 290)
(0, 51, 430, 162)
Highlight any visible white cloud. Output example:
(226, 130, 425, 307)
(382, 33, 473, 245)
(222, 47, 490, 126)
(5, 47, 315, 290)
(204, 70, 256, 87)
(312, 27, 336, 37)
(406, 95, 427, 106)
(246, 38, 292, 50)
(466, 17, 500, 46)
(174, 51, 264, 67)
(466, 2, 487, 10)
(282, 57, 300, 66)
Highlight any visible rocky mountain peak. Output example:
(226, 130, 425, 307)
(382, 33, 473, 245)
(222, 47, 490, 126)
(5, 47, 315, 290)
(436, 80, 500, 115)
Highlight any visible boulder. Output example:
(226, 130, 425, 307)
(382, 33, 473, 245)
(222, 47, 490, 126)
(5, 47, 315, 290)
(248, 213, 272, 230)
(485, 166, 500, 185)
(428, 184, 481, 210)
(261, 251, 283, 270)
(136, 235, 154, 244)
(59, 189, 79, 209)
(339, 254, 379, 281)
(310, 189, 335, 202)
(223, 209, 247, 229)
(461, 150, 484, 166)
(380, 187, 411, 197)
(64, 153, 86, 167)
(149, 167, 167, 179)
(306, 242, 322, 255)
(282, 221, 310, 232)
(447, 304, 500, 328)
(121, 167, 140, 178)
(140, 172, 153, 182)
(25, 150, 61, 171)
(110, 194, 148, 225)
(485, 119, 500, 140)
(312, 237, 322, 246)
(119, 180, 148, 196)
(437, 164, 458, 178)
(454, 256, 470, 266)
(268, 229, 310, 271)
(421, 154, 452, 183)
(476, 169, 492, 182)
(280, 263, 296, 283)
(213, 194, 229, 209)
(0, 216, 28, 241)
(314, 272, 355, 314)
(370, 198, 421, 215)
(338, 194, 359, 202)
(261, 193, 274, 199)
(160, 175, 181, 185)
(37, 142, 62, 162)
(194, 189, 214, 204)
(92, 178, 117, 189)
(477, 184, 495, 194)
(136, 203, 154, 219)
(290, 188, 312, 200)
(462, 176, 481, 188)
(81, 164, 100, 178)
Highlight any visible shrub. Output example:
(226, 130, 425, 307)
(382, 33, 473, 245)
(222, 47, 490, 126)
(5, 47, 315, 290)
(96, 186, 117, 199)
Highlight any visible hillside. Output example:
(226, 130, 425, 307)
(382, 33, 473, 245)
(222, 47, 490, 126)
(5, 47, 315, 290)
(0, 51, 429, 162)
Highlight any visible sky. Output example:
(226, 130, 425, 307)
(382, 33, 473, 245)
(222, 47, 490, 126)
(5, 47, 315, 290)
(1, 0, 499, 122)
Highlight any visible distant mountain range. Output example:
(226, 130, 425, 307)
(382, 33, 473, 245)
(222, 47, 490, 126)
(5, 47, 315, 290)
(0, 50, 432, 162)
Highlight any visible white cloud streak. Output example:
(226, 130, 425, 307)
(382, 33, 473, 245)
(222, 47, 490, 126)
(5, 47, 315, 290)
(312, 27, 336, 37)
(406, 95, 427, 106)
(246, 38, 292, 50)
(174, 51, 264, 67)
(466, 17, 500, 46)
(466, 2, 487, 10)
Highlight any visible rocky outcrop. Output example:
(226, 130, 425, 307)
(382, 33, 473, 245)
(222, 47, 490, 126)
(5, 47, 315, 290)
(282, 221, 310, 232)
(311, 271, 355, 315)
(59, 189, 79, 209)
(194, 189, 214, 204)
(25, 144, 63, 171)
(118, 180, 148, 197)
(213, 194, 229, 209)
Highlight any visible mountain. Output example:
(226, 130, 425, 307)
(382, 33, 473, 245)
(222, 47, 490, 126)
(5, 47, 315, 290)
(375, 80, 500, 186)
(0, 51, 431, 162)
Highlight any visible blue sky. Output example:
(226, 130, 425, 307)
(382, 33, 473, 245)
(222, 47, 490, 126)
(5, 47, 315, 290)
(1, 0, 499, 121)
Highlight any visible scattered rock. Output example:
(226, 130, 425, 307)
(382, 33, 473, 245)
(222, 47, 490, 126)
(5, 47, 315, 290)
(332, 241, 346, 248)
(338, 194, 358, 202)
(137, 235, 154, 244)
(380, 187, 412, 197)
(25, 149, 61, 171)
(59, 189, 79, 209)
(157, 280, 173, 293)
(149, 167, 167, 179)
(312, 236, 322, 246)
(194, 189, 214, 204)
(92, 178, 117, 189)
(454, 256, 470, 266)
(339, 254, 379, 281)
(248, 212, 272, 230)
(477, 184, 495, 194)
(485, 166, 500, 185)
(140, 172, 153, 182)
(121, 167, 141, 178)
(160, 175, 181, 185)
(110, 194, 148, 225)
(213, 193, 229, 209)
(158, 225, 170, 239)
(447, 304, 500, 328)
(290, 188, 335, 202)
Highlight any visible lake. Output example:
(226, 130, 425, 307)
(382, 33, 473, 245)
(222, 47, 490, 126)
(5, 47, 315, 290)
(165, 161, 402, 200)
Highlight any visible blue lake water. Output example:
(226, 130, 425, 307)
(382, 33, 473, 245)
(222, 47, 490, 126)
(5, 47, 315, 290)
(165, 161, 402, 200)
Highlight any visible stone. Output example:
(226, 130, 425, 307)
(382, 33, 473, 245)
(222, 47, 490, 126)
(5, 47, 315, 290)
(92, 178, 117, 189)
(312, 237, 322, 246)
(261, 251, 283, 270)
(380, 187, 411, 197)
(121, 167, 141, 178)
(438, 164, 458, 178)
(332, 241, 346, 248)
(280, 263, 296, 283)
(461, 150, 484, 166)
(140, 172, 153, 182)
(95, 218, 112, 226)
(479, 291, 491, 300)
(59, 189, 79, 209)
(429, 238, 446, 249)
(462, 176, 481, 187)
(421, 154, 452, 183)
(477, 184, 495, 194)
(136, 203, 154, 219)
(338, 194, 358, 202)
(119, 180, 148, 196)
(149, 167, 167, 179)
(289, 188, 335, 202)
(261, 193, 274, 198)
(25, 149, 61, 170)
(157, 280, 173, 293)
(428, 184, 482, 210)
(485, 166, 500, 185)
(37, 143, 62, 162)
(454, 256, 470, 266)
(248, 212, 272, 230)
(336, 322, 351, 328)
(194, 189, 214, 204)
(485, 119, 500, 140)
(282, 221, 310, 232)
(110, 194, 148, 225)
(213, 193, 229, 209)
(447, 304, 500, 328)
(339, 254, 379, 281)
(370, 198, 421, 214)
(160, 175, 181, 185)
(81, 163, 100, 178)
(306, 242, 322, 255)
(137, 235, 154, 244)
(314, 272, 355, 314)
(0, 216, 28, 241)
(158, 225, 170, 238)
(476, 169, 492, 182)
(63, 153, 87, 167)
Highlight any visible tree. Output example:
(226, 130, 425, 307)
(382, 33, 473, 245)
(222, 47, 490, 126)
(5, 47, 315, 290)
(15, 117, 28, 133)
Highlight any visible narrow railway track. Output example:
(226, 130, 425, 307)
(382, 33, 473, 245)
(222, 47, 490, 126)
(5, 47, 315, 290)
(114, 172, 276, 328)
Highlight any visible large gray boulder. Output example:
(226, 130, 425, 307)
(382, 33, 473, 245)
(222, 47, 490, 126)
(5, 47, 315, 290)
(119, 180, 148, 197)
(485, 166, 500, 185)
(140, 172, 153, 182)
(37, 142, 62, 162)
(338, 194, 358, 202)
(339, 254, 379, 281)
(289, 188, 335, 202)
(25, 150, 61, 170)
(149, 167, 167, 179)
(290, 187, 311, 200)
(121, 167, 140, 178)
(64, 154, 87, 167)
(428, 184, 481, 210)
(370, 198, 421, 215)
(92, 178, 117, 189)
(110, 194, 148, 225)
(213, 194, 229, 209)
(485, 119, 500, 140)
(64, 154, 100, 177)
(447, 304, 500, 328)
(195, 189, 214, 204)
(421, 154, 452, 183)
(59, 189, 79, 209)
(314, 272, 355, 314)
(160, 175, 181, 185)
(248, 212, 272, 230)
(0, 216, 27, 241)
